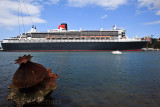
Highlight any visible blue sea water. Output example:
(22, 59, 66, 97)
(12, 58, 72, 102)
(0, 51, 160, 107)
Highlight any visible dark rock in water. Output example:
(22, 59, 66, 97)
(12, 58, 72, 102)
(6, 55, 59, 107)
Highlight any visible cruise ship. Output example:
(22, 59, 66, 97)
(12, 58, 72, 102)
(1, 23, 148, 51)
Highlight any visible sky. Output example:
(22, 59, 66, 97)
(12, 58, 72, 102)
(0, 0, 160, 41)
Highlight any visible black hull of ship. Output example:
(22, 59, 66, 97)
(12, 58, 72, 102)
(1, 42, 148, 51)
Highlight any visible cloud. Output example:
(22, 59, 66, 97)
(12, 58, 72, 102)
(101, 14, 108, 19)
(138, 0, 160, 15)
(135, 10, 146, 15)
(51, 0, 60, 4)
(44, 0, 59, 5)
(0, 0, 59, 27)
(155, 10, 160, 15)
(67, 0, 127, 10)
(144, 20, 160, 25)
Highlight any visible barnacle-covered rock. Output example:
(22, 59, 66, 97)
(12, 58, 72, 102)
(6, 55, 59, 107)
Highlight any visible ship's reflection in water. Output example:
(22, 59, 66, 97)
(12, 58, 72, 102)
(0, 51, 160, 107)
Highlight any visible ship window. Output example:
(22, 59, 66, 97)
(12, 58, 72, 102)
(69, 38, 73, 40)
(96, 37, 100, 40)
(75, 38, 80, 40)
(122, 32, 125, 37)
(56, 38, 61, 40)
(91, 37, 95, 40)
(101, 37, 105, 39)
(81, 38, 85, 40)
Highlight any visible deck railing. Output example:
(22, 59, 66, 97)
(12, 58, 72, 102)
(2, 39, 147, 43)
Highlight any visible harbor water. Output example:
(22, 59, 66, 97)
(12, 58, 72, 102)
(0, 51, 160, 107)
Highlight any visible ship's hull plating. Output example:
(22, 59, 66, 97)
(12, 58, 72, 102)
(1, 41, 148, 51)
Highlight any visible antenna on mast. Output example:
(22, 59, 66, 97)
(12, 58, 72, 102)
(113, 24, 117, 30)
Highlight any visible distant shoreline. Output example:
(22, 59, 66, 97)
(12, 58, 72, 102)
(142, 48, 160, 51)
(0, 49, 159, 52)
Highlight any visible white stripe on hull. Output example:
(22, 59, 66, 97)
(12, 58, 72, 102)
(2, 39, 147, 43)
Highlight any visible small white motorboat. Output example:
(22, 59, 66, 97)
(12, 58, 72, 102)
(112, 50, 122, 54)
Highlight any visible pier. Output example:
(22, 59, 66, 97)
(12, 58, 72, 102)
(0, 47, 3, 51)
(142, 48, 160, 51)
